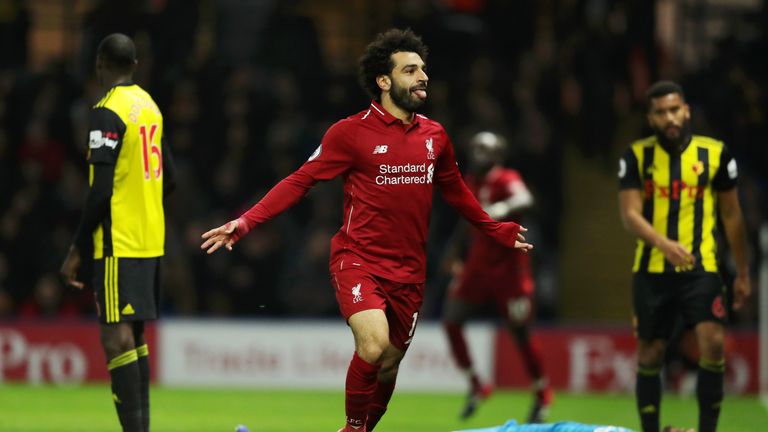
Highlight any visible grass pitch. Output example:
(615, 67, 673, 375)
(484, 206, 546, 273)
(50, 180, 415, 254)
(0, 384, 765, 431)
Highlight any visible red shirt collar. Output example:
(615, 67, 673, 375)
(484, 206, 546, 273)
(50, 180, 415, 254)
(369, 100, 421, 129)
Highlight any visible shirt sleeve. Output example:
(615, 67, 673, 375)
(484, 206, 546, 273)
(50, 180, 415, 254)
(72, 108, 124, 249)
(236, 120, 355, 238)
(161, 134, 177, 196)
(87, 107, 125, 165)
(435, 130, 520, 248)
(618, 147, 641, 189)
(73, 164, 114, 249)
(712, 145, 738, 191)
(298, 120, 355, 181)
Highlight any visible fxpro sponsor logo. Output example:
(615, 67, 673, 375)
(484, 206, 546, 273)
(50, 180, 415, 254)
(89, 130, 119, 150)
(644, 179, 705, 200)
(376, 163, 433, 185)
(0, 329, 87, 384)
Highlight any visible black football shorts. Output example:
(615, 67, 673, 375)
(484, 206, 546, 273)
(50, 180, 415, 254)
(632, 271, 726, 340)
(93, 256, 161, 324)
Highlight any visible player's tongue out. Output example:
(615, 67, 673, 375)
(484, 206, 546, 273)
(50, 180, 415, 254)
(412, 87, 427, 100)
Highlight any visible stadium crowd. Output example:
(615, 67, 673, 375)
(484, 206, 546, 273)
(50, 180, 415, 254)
(0, 0, 765, 322)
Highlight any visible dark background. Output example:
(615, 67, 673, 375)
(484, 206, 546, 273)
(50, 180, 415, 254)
(0, 0, 765, 327)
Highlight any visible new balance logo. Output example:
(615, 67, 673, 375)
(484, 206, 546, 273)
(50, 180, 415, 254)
(373, 145, 388, 154)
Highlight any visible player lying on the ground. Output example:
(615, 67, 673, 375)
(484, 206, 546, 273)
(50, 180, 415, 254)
(454, 419, 694, 432)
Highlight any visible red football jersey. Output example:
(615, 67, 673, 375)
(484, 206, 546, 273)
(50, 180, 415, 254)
(464, 167, 532, 280)
(236, 101, 520, 283)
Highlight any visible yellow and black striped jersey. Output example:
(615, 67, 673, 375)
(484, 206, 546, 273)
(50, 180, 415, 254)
(87, 83, 166, 259)
(618, 135, 738, 273)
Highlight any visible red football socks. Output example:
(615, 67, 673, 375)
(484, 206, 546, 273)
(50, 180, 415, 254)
(345, 352, 380, 429)
(366, 380, 396, 430)
(518, 337, 545, 380)
(444, 321, 472, 369)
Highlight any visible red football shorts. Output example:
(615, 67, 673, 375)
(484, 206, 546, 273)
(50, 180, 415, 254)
(331, 267, 424, 351)
(449, 266, 534, 324)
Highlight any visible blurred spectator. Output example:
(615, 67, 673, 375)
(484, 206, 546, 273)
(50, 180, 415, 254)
(17, 273, 82, 318)
(0, 288, 12, 318)
(0, 0, 29, 70)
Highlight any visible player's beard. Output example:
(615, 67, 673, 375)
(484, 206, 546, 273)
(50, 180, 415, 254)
(390, 79, 425, 113)
(654, 118, 691, 154)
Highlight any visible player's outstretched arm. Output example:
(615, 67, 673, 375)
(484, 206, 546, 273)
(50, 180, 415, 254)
(200, 166, 325, 255)
(439, 174, 532, 252)
(435, 133, 531, 251)
(200, 219, 241, 254)
(201, 123, 353, 256)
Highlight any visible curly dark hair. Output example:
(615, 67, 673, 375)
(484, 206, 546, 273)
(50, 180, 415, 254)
(358, 28, 429, 101)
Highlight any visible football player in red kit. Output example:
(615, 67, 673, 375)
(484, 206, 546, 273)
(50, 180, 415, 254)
(201, 29, 532, 431)
(443, 132, 552, 422)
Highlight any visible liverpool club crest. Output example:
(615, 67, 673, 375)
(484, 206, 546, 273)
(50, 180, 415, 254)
(425, 137, 435, 160)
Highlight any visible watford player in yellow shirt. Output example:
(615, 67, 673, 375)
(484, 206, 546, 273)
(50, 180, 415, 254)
(61, 33, 175, 432)
(618, 81, 749, 432)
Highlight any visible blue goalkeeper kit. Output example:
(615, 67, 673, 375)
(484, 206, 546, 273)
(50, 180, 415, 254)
(454, 420, 635, 432)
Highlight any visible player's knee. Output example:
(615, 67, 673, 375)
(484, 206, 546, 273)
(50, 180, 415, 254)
(100, 326, 136, 359)
(101, 336, 133, 359)
(378, 363, 399, 383)
(357, 339, 388, 364)
(700, 335, 724, 360)
(697, 322, 725, 360)
(377, 346, 405, 383)
(506, 297, 531, 323)
(638, 352, 664, 368)
(637, 342, 665, 368)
